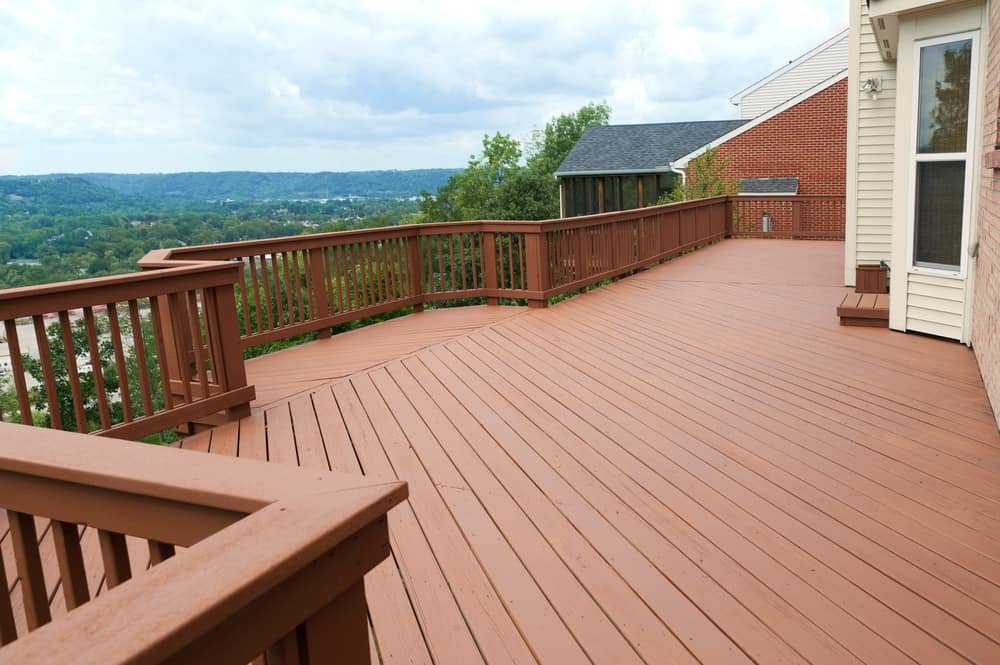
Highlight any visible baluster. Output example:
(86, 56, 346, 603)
(57, 311, 88, 433)
(0, 542, 15, 644)
(81, 307, 111, 431)
(98, 530, 132, 589)
(7, 511, 50, 630)
(106, 303, 134, 422)
(147, 295, 174, 411)
(481, 233, 499, 305)
(166, 293, 193, 404)
(51, 520, 90, 610)
(252, 255, 271, 331)
(280, 252, 295, 324)
(497, 234, 506, 290)
(517, 233, 526, 290)
(3, 319, 33, 425)
(30, 316, 62, 430)
(238, 261, 253, 335)
(148, 540, 176, 566)
(185, 291, 211, 399)
(269, 253, 285, 327)
(127, 300, 156, 417)
(291, 250, 305, 321)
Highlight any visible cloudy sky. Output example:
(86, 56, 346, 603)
(0, 1, 847, 174)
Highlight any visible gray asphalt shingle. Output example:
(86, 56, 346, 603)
(554, 120, 747, 175)
(739, 177, 800, 194)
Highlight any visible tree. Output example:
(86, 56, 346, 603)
(928, 41, 972, 152)
(662, 147, 737, 202)
(417, 101, 611, 223)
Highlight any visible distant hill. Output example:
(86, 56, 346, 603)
(0, 169, 460, 203)
(0, 176, 125, 206)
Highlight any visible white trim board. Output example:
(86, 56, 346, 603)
(729, 28, 849, 105)
(672, 70, 848, 170)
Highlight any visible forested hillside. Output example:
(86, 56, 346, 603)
(1, 169, 459, 203)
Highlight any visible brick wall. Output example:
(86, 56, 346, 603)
(973, 0, 1000, 429)
(694, 78, 848, 237)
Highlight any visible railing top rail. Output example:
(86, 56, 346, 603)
(0, 422, 407, 665)
(0, 260, 240, 319)
(0, 422, 403, 515)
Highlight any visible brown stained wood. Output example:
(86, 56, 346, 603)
(270, 253, 285, 327)
(81, 307, 111, 431)
(281, 253, 296, 325)
(146, 295, 174, 412)
(57, 311, 88, 433)
(302, 580, 370, 665)
(3, 320, 32, 426)
(255, 255, 273, 331)
(0, 547, 15, 645)
(185, 290, 211, 399)
(50, 521, 89, 610)
(147, 541, 176, 566)
(30, 316, 63, 430)
(106, 303, 134, 422)
(97, 530, 132, 590)
(238, 261, 253, 335)
(291, 251, 304, 322)
(128, 300, 155, 416)
(166, 293, 194, 405)
(6, 511, 50, 630)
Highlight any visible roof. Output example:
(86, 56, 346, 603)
(728, 28, 849, 105)
(672, 70, 848, 170)
(554, 120, 747, 176)
(739, 177, 799, 194)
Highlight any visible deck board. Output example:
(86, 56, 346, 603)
(9, 240, 1000, 663)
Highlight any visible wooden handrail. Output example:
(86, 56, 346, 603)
(0, 423, 407, 664)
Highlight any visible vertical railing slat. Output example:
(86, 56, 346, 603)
(81, 307, 111, 431)
(127, 299, 156, 418)
(185, 290, 211, 400)
(51, 520, 90, 611)
(106, 303, 134, 423)
(0, 542, 16, 644)
(57, 311, 88, 433)
(7, 511, 51, 630)
(147, 295, 174, 411)
(3, 319, 33, 426)
(97, 530, 132, 590)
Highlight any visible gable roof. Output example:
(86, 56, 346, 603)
(739, 177, 799, 195)
(728, 28, 849, 105)
(554, 120, 747, 176)
(672, 69, 848, 170)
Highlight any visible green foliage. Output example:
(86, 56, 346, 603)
(660, 147, 737, 203)
(416, 102, 611, 223)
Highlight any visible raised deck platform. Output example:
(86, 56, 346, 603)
(6, 240, 1000, 664)
(838, 292, 890, 327)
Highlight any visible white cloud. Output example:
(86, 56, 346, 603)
(0, 0, 847, 173)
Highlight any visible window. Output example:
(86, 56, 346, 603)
(910, 33, 977, 273)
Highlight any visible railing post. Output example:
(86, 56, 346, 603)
(208, 284, 252, 420)
(481, 232, 499, 306)
(407, 234, 425, 312)
(308, 248, 331, 339)
(302, 580, 370, 664)
(524, 229, 549, 309)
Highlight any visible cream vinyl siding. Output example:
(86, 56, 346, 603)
(853, 0, 898, 268)
(906, 273, 965, 338)
(738, 34, 849, 119)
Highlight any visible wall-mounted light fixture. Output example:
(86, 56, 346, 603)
(862, 77, 882, 101)
(761, 211, 773, 233)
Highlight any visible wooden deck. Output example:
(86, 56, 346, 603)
(10, 239, 1000, 664)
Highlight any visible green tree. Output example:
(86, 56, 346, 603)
(662, 147, 737, 202)
(417, 102, 611, 223)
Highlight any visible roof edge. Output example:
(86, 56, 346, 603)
(728, 27, 849, 105)
(674, 69, 847, 170)
(554, 167, 673, 177)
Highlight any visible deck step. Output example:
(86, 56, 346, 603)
(837, 292, 889, 327)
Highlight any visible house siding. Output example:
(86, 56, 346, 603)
(973, 0, 999, 426)
(847, 0, 899, 281)
(738, 33, 849, 119)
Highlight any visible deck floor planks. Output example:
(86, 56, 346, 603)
(558, 303, 1000, 521)
(508, 312, 1000, 556)
(465, 322, 995, 663)
(379, 360, 701, 664)
(476, 321, 1000, 615)
(11, 240, 1000, 664)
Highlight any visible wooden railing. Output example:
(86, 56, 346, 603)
(0, 197, 731, 439)
(730, 194, 845, 240)
(0, 260, 253, 440)
(0, 422, 407, 664)
(148, 196, 730, 347)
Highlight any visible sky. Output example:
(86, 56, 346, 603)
(0, 1, 848, 175)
